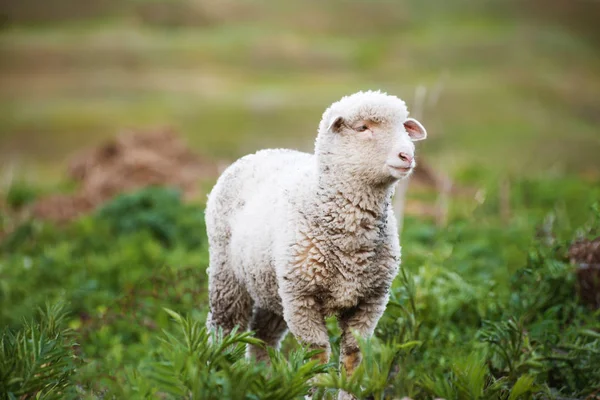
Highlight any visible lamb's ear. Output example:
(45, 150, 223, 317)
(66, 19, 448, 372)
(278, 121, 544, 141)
(327, 116, 344, 133)
(404, 118, 427, 141)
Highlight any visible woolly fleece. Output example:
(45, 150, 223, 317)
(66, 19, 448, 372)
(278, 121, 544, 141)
(205, 90, 426, 398)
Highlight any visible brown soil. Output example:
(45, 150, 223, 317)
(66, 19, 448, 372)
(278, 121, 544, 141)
(32, 128, 221, 222)
(569, 237, 600, 309)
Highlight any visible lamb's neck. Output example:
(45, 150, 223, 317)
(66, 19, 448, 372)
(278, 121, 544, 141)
(314, 174, 395, 220)
(307, 176, 394, 274)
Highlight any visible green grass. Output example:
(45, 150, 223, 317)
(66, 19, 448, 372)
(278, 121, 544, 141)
(1, 176, 599, 399)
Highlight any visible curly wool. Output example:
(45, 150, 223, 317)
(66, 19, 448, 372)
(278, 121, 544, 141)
(205, 90, 425, 398)
(318, 90, 408, 134)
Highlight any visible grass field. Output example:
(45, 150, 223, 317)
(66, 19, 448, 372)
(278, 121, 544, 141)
(1, 181, 599, 399)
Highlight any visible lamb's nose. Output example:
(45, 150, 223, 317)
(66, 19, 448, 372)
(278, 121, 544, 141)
(398, 152, 413, 165)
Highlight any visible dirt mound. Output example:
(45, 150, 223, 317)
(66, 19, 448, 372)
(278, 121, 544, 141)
(32, 128, 221, 222)
(570, 237, 600, 265)
(570, 237, 600, 309)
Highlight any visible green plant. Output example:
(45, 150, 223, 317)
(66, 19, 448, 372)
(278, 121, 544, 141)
(115, 309, 329, 400)
(95, 186, 206, 249)
(0, 302, 77, 400)
(4, 181, 39, 209)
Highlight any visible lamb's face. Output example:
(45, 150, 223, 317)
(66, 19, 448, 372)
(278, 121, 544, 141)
(317, 107, 427, 185)
(315, 91, 427, 185)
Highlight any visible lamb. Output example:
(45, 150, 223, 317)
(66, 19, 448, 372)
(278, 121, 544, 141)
(205, 90, 426, 387)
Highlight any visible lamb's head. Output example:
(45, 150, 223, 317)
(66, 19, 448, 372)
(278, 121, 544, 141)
(315, 90, 427, 185)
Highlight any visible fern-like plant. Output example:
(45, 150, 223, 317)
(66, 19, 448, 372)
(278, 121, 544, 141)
(120, 309, 329, 399)
(0, 302, 77, 400)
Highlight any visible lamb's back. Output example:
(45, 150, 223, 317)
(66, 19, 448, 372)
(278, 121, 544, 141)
(207, 149, 313, 221)
(206, 148, 315, 311)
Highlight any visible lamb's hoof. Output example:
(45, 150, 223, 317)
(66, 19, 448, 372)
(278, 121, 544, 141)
(304, 385, 317, 400)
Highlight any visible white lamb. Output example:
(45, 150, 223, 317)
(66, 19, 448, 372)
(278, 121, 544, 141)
(205, 90, 426, 387)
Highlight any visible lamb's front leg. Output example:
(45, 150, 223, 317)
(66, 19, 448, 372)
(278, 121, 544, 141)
(337, 293, 389, 399)
(281, 292, 330, 363)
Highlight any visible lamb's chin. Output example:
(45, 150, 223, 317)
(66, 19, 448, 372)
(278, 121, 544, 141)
(387, 165, 413, 180)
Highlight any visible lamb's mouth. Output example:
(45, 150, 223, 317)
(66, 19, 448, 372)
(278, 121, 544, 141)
(387, 165, 412, 173)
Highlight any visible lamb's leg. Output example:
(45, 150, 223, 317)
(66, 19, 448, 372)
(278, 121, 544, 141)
(281, 294, 330, 363)
(337, 295, 388, 400)
(247, 308, 288, 362)
(206, 266, 253, 336)
(280, 294, 329, 400)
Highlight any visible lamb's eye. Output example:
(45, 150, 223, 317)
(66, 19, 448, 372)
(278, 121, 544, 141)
(356, 125, 368, 132)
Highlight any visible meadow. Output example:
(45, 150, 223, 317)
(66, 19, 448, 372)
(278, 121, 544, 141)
(1, 180, 599, 399)
(1, 0, 600, 399)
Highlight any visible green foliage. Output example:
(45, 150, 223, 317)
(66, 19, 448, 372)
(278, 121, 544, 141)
(4, 181, 40, 209)
(0, 302, 77, 400)
(103, 309, 329, 400)
(479, 319, 543, 383)
(316, 336, 422, 400)
(1, 184, 599, 399)
(95, 186, 207, 248)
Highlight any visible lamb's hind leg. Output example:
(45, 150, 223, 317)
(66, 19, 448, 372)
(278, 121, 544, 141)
(206, 265, 253, 336)
(247, 308, 288, 362)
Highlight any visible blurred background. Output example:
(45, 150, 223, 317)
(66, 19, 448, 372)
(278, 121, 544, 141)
(1, 0, 599, 183)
